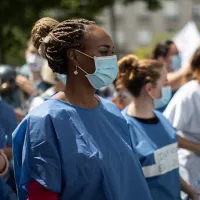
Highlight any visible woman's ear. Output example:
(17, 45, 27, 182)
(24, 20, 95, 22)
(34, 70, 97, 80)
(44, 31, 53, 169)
(67, 49, 78, 64)
(144, 82, 153, 96)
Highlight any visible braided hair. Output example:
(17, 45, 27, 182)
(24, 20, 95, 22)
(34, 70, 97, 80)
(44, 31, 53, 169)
(31, 18, 95, 74)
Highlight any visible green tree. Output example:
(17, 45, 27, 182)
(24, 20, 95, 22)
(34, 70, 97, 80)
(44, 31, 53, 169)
(0, 0, 164, 65)
(0, 0, 66, 65)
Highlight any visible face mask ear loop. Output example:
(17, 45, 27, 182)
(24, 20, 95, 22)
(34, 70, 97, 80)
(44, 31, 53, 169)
(74, 63, 89, 76)
(73, 50, 93, 75)
(75, 49, 93, 59)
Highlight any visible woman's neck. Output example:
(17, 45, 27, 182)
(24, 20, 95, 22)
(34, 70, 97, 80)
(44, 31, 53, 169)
(127, 96, 155, 119)
(62, 76, 98, 109)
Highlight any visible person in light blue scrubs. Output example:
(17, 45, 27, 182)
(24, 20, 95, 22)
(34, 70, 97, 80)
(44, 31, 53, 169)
(0, 128, 16, 200)
(13, 18, 153, 200)
(117, 54, 196, 200)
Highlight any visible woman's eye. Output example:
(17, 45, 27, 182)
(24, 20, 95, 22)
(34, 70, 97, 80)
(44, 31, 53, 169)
(100, 51, 108, 56)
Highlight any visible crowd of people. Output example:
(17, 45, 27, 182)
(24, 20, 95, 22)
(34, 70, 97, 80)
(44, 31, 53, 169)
(0, 17, 200, 200)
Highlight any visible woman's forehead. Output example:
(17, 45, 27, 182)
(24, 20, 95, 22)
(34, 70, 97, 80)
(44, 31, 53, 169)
(84, 25, 114, 49)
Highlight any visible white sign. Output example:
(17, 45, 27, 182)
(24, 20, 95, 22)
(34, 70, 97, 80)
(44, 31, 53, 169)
(142, 143, 179, 178)
(173, 21, 200, 65)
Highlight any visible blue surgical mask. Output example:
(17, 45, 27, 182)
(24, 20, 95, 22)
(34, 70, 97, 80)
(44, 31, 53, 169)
(154, 86, 172, 109)
(75, 50, 118, 89)
(171, 55, 182, 72)
(56, 73, 67, 85)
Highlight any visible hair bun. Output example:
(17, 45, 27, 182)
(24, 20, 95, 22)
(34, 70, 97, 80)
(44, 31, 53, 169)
(118, 54, 138, 73)
(128, 55, 139, 70)
(31, 17, 59, 49)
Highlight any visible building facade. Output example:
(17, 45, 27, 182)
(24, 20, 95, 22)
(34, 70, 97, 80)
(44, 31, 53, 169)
(97, 0, 200, 53)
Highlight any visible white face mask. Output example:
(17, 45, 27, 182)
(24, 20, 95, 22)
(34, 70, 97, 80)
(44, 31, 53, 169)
(26, 53, 44, 72)
(75, 50, 118, 89)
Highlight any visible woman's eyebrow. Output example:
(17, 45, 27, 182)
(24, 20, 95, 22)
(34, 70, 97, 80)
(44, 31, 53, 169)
(98, 44, 114, 49)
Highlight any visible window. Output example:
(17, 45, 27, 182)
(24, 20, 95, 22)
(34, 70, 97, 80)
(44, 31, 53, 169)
(192, 4, 200, 21)
(163, 1, 180, 21)
(137, 29, 152, 46)
(116, 30, 125, 45)
(114, 3, 124, 16)
(137, 2, 151, 23)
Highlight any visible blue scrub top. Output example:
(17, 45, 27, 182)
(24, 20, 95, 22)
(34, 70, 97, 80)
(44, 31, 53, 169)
(13, 97, 153, 200)
(0, 178, 17, 200)
(122, 108, 181, 200)
(0, 100, 18, 147)
(0, 128, 17, 200)
(0, 127, 5, 149)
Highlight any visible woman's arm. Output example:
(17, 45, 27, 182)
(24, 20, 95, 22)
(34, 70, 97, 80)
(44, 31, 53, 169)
(177, 135, 200, 153)
(167, 63, 191, 90)
(180, 176, 197, 200)
(28, 180, 59, 200)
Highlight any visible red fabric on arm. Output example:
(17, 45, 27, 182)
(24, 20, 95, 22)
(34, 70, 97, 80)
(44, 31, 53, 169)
(27, 180, 59, 200)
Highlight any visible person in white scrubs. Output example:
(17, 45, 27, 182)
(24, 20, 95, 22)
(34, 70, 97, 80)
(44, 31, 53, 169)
(152, 40, 190, 92)
(164, 47, 200, 195)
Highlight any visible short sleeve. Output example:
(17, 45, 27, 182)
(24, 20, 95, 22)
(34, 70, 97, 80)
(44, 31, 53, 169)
(164, 96, 192, 131)
(18, 115, 61, 196)
(127, 123, 145, 160)
(29, 97, 45, 112)
(128, 123, 138, 148)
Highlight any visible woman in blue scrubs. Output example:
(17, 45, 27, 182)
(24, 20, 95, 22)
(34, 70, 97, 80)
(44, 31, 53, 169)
(13, 18, 152, 200)
(118, 54, 196, 200)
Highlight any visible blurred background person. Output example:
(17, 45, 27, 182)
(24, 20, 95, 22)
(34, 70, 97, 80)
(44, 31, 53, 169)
(0, 127, 16, 200)
(152, 40, 191, 112)
(164, 46, 200, 198)
(153, 40, 191, 91)
(110, 79, 132, 110)
(0, 98, 17, 158)
(0, 41, 54, 120)
(0, 98, 18, 193)
(0, 65, 23, 109)
(96, 83, 116, 99)
(29, 65, 66, 112)
(19, 39, 52, 94)
(118, 54, 196, 200)
(0, 65, 36, 121)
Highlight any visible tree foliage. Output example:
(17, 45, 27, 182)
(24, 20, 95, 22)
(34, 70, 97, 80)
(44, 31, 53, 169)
(0, 0, 164, 65)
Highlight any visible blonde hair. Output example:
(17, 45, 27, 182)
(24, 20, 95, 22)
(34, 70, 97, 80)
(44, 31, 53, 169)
(117, 54, 164, 97)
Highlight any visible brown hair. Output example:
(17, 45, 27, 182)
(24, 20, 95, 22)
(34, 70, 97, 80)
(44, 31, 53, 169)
(191, 46, 200, 79)
(31, 17, 95, 74)
(117, 55, 164, 97)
